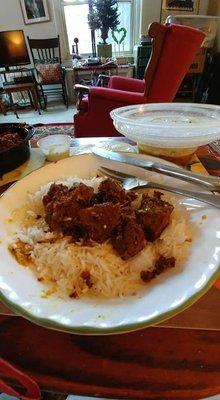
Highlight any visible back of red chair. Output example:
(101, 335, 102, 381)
(145, 23, 205, 102)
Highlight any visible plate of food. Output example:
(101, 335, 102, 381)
(0, 153, 219, 334)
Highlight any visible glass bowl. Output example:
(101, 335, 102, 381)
(110, 103, 220, 166)
(37, 134, 72, 162)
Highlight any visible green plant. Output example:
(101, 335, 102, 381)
(111, 27, 127, 44)
(88, 0, 120, 44)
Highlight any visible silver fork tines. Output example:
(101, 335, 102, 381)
(98, 167, 220, 208)
(98, 166, 134, 181)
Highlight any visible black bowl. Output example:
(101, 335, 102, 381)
(0, 123, 35, 176)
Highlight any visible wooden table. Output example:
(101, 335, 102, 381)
(0, 137, 219, 400)
(67, 63, 134, 103)
(4, 82, 41, 119)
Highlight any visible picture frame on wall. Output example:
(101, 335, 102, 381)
(163, 0, 199, 12)
(20, 0, 50, 24)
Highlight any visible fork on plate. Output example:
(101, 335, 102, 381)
(98, 166, 220, 209)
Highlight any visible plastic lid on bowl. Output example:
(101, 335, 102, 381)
(37, 134, 72, 161)
(110, 103, 220, 148)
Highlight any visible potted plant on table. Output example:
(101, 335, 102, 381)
(88, 0, 120, 58)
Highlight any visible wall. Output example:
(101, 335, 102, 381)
(216, 2, 220, 51)
(140, 0, 212, 35)
(140, 0, 220, 51)
(0, 0, 60, 63)
(0, 0, 57, 36)
(0, 0, 164, 60)
(207, 0, 220, 51)
(0, 0, 219, 58)
(140, 0, 162, 35)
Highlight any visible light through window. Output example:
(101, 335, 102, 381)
(63, 1, 133, 55)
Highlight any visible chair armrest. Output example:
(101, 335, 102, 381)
(109, 76, 145, 93)
(74, 84, 90, 94)
(89, 87, 145, 105)
(74, 84, 90, 111)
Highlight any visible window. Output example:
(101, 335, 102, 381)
(62, 0, 134, 56)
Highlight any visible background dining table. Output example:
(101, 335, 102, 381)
(0, 136, 219, 400)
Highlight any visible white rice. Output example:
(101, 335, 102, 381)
(11, 177, 192, 298)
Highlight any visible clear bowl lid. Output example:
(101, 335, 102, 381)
(110, 103, 220, 148)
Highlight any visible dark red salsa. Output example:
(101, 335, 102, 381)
(0, 131, 23, 152)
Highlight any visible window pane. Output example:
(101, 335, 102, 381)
(64, 4, 92, 54)
(105, 2, 132, 53)
(64, 1, 132, 55)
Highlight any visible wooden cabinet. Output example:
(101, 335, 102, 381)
(188, 47, 207, 74)
(133, 44, 152, 79)
(175, 48, 207, 100)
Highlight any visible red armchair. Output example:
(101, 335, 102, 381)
(74, 22, 205, 138)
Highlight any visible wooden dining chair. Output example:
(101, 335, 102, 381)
(27, 35, 68, 109)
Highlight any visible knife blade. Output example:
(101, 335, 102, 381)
(92, 147, 220, 191)
(93, 147, 154, 169)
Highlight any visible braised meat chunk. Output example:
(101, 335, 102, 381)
(120, 204, 136, 219)
(42, 183, 69, 206)
(79, 203, 121, 243)
(112, 215, 145, 260)
(141, 255, 176, 282)
(98, 178, 136, 204)
(71, 183, 94, 206)
(42, 181, 176, 261)
(43, 183, 94, 233)
(81, 270, 93, 288)
(136, 192, 173, 241)
(43, 183, 94, 207)
(154, 255, 176, 274)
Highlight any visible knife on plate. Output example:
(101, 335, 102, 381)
(92, 147, 220, 191)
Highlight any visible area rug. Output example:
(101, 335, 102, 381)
(31, 123, 75, 146)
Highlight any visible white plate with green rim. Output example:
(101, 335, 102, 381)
(0, 153, 219, 335)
